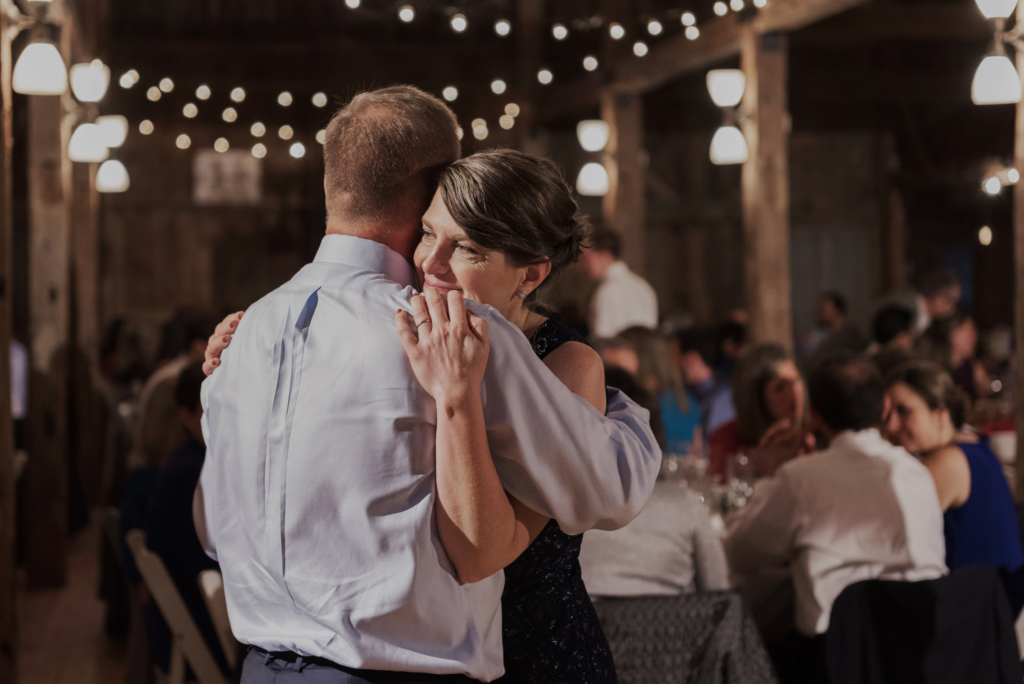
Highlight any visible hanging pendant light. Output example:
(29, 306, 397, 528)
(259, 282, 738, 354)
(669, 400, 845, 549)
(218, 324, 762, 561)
(576, 163, 610, 196)
(96, 160, 129, 192)
(972, 55, 1022, 104)
(576, 120, 610, 152)
(709, 126, 749, 165)
(707, 69, 747, 108)
(96, 115, 128, 148)
(976, 0, 1019, 19)
(13, 42, 67, 95)
(68, 123, 109, 163)
(69, 59, 110, 102)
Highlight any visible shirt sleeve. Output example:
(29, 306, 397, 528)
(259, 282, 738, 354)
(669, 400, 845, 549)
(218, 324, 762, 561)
(474, 304, 662, 535)
(723, 472, 798, 576)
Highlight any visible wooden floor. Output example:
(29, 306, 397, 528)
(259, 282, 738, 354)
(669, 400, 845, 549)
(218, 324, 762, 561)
(16, 516, 126, 684)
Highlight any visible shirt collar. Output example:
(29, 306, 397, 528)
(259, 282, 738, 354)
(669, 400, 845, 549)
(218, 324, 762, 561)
(605, 261, 630, 280)
(314, 234, 415, 288)
(829, 428, 886, 453)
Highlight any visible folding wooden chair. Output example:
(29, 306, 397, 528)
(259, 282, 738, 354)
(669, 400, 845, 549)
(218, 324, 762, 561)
(125, 529, 227, 684)
(198, 570, 239, 671)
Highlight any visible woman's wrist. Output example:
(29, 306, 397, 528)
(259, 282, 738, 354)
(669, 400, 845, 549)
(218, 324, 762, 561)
(436, 389, 483, 418)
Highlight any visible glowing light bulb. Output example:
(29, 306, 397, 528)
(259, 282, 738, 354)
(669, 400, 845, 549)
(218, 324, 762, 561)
(491, 79, 507, 95)
(633, 41, 649, 57)
(707, 69, 746, 107)
(176, 134, 191, 149)
(147, 87, 161, 101)
(754, 0, 767, 7)
(316, 129, 326, 144)
(399, 5, 415, 22)
(471, 118, 486, 128)
(290, 142, 306, 158)
(976, 0, 1019, 19)
(68, 124, 109, 163)
(576, 163, 609, 196)
(538, 68, 553, 85)
(1009, 168, 1020, 183)
(119, 72, 134, 89)
(214, 138, 230, 153)
(686, 26, 700, 39)
(647, 20, 663, 35)
(577, 120, 610, 152)
(499, 115, 515, 129)
(96, 160, 129, 193)
(456, 126, 464, 140)
(505, 103, 520, 117)
(714, 2, 728, 15)
(451, 14, 467, 32)
(710, 126, 749, 165)
(279, 125, 294, 140)
(473, 126, 488, 140)
(70, 60, 110, 102)
(159, 77, 174, 93)
(13, 43, 67, 95)
(252, 143, 267, 158)
(230, 87, 246, 103)
(609, 23, 625, 39)
(495, 19, 511, 36)
(251, 122, 266, 137)
(139, 120, 154, 135)
(583, 55, 599, 71)
(345, 0, 360, 8)
(312, 92, 328, 107)
(985, 176, 1003, 194)
(681, 12, 696, 26)
(972, 55, 1023, 105)
(730, 0, 745, 10)
(183, 103, 198, 118)
(96, 115, 129, 148)
(278, 91, 293, 106)
(443, 86, 458, 102)
(980, 225, 994, 245)
(222, 107, 238, 123)
(196, 84, 211, 100)
(552, 23, 568, 40)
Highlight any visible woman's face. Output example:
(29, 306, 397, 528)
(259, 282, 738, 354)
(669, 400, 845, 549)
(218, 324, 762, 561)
(763, 360, 804, 423)
(884, 382, 949, 454)
(950, 319, 978, 366)
(414, 191, 545, 324)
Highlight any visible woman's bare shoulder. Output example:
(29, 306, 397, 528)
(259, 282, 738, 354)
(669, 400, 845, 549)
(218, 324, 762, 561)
(542, 341, 606, 412)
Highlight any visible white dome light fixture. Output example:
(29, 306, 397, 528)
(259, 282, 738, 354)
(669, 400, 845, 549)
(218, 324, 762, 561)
(577, 120, 610, 152)
(70, 60, 110, 102)
(577, 163, 610, 196)
(707, 69, 747, 108)
(96, 160, 129, 193)
(709, 126, 749, 165)
(96, 115, 129, 148)
(13, 42, 67, 95)
(972, 55, 1022, 105)
(68, 123, 109, 163)
(976, 0, 1019, 19)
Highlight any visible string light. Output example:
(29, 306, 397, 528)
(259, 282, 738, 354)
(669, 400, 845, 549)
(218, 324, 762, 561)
(471, 118, 486, 128)
(196, 84, 211, 100)
(119, 72, 134, 88)
(147, 87, 161, 101)
(505, 103, 520, 117)
(312, 92, 328, 107)
(491, 79, 507, 95)
(538, 68, 553, 84)
(754, 0, 767, 6)
(647, 19, 663, 35)
(686, 26, 700, 39)
(230, 87, 246, 103)
(980, 226, 994, 245)
(681, 12, 696, 26)
(278, 91, 293, 106)
(183, 103, 198, 118)
(176, 134, 191, 149)
(730, 0, 745, 10)
(214, 138, 230, 153)
(714, 2, 728, 15)
(128, 70, 140, 84)
(279, 125, 294, 140)
(451, 14, 467, 32)
(985, 176, 1003, 194)
(252, 143, 267, 158)
(345, 0, 360, 7)
(634, 41, 648, 57)
(443, 86, 458, 101)
(139, 120, 154, 135)
(552, 23, 568, 40)
(495, 19, 511, 36)
(473, 125, 488, 140)
(159, 77, 174, 93)
(399, 5, 415, 22)
(583, 55, 599, 71)
(499, 115, 515, 129)
(316, 129, 327, 144)
(250, 122, 266, 137)
(609, 23, 625, 39)
(456, 126, 464, 140)
(1010, 168, 1021, 183)
(222, 107, 238, 122)
(290, 142, 306, 158)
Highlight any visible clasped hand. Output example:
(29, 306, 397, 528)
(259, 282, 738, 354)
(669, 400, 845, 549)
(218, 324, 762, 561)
(395, 287, 489, 406)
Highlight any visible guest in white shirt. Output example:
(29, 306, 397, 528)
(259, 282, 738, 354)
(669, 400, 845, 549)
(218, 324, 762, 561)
(196, 87, 660, 684)
(724, 352, 946, 638)
(580, 228, 658, 338)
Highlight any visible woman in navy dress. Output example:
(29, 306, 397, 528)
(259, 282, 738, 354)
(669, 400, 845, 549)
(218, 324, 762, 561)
(884, 360, 1024, 572)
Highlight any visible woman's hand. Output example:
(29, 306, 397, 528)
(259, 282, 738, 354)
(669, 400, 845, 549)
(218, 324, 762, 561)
(395, 287, 489, 407)
(203, 312, 244, 376)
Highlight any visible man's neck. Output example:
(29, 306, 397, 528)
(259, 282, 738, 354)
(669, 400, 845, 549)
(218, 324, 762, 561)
(325, 220, 418, 264)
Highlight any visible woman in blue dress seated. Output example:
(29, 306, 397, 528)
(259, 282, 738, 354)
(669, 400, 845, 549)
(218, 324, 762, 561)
(884, 360, 1024, 573)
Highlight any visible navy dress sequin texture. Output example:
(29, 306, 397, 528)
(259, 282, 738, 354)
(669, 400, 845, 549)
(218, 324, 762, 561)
(495, 316, 618, 684)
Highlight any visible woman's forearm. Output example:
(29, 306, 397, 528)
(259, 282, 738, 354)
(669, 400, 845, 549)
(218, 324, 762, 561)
(435, 393, 530, 583)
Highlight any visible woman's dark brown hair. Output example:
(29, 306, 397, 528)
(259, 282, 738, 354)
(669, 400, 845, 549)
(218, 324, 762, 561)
(438, 149, 592, 301)
(884, 359, 968, 428)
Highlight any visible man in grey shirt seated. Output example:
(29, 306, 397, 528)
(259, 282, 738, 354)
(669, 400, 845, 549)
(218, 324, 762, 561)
(580, 481, 730, 597)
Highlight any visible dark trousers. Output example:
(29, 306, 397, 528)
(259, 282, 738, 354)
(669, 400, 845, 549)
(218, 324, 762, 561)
(241, 648, 477, 684)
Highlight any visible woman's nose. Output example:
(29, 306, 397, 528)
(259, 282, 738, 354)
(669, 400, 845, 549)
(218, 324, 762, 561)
(422, 247, 449, 275)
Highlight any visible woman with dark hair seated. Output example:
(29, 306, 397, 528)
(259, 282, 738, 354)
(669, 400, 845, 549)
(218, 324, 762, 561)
(709, 343, 814, 480)
(884, 360, 1023, 573)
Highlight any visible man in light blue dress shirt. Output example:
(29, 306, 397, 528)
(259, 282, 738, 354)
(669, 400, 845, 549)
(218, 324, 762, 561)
(196, 87, 661, 683)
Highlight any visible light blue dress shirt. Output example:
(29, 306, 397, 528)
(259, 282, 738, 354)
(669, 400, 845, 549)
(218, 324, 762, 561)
(199, 235, 661, 681)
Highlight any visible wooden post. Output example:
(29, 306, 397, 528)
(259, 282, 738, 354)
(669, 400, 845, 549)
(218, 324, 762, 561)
(1013, 0, 1024, 501)
(23, 86, 71, 589)
(601, 91, 647, 277)
(741, 30, 793, 348)
(0, 6, 18, 681)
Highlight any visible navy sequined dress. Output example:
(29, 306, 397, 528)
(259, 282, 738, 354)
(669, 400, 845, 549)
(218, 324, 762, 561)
(494, 316, 618, 684)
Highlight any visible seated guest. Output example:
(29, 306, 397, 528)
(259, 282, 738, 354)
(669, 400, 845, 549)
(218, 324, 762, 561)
(620, 326, 702, 455)
(715, 320, 747, 381)
(143, 361, 228, 675)
(884, 360, 1023, 572)
(581, 369, 728, 597)
(675, 328, 735, 441)
(871, 304, 915, 353)
(917, 311, 989, 401)
(595, 335, 640, 375)
(724, 353, 947, 638)
(806, 291, 867, 366)
(709, 344, 812, 481)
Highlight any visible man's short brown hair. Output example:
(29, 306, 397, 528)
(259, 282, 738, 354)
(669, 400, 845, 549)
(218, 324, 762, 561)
(323, 86, 461, 227)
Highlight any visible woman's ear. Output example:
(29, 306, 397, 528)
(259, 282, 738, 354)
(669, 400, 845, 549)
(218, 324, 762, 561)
(521, 262, 553, 294)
